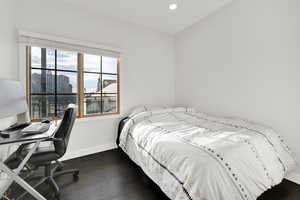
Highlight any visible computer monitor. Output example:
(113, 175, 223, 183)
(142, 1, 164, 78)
(0, 79, 29, 124)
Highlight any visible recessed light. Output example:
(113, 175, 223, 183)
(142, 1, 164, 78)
(169, 3, 177, 10)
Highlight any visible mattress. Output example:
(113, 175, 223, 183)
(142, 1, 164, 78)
(119, 107, 296, 200)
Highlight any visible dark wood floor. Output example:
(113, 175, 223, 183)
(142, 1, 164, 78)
(9, 149, 300, 200)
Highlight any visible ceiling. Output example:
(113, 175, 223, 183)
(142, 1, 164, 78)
(61, 0, 233, 34)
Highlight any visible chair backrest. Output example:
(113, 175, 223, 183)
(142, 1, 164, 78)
(53, 106, 76, 157)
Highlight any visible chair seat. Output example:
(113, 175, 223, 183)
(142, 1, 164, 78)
(5, 142, 60, 169)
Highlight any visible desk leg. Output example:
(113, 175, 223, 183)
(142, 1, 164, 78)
(0, 141, 46, 200)
(0, 162, 47, 200)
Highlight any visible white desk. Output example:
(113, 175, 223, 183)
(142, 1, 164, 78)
(0, 122, 58, 200)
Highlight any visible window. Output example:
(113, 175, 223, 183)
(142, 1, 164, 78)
(27, 46, 120, 120)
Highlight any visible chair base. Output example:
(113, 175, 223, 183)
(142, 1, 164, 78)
(16, 161, 79, 200)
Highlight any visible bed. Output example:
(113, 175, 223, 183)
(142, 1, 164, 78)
(117, 107, 296, 200)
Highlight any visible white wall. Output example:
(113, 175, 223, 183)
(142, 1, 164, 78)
(0, 0, 18, 131)
(175, 0, 300, 170)
(0, 0, 175, 159)
(0, 0, 17, 80)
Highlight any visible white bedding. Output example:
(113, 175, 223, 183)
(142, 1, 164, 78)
(119, 107, 296, 200)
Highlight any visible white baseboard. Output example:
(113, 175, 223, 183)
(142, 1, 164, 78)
(286, 167, 300, 185)
(61, 143, 117, 161)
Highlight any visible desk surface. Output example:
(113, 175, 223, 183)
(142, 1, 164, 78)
(0, 122, 58, 145)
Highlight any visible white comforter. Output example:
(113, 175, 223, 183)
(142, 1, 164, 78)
(119, 107, 296, 200)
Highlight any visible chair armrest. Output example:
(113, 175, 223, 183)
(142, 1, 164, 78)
(45, 137, 64, 142)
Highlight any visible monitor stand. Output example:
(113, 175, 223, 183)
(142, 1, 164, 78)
(0, 112, 31, 138)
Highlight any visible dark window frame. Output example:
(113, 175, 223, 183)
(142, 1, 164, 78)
(27, 46, 120, 121)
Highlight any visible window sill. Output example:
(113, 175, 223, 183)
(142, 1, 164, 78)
(76, 113, 123, 123)
(31, 113, 124, 123)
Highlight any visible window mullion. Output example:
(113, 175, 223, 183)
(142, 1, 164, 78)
(41, 48, 47, 118)
(78, 53, 84, 117)
(54, 50, 58, 118)
(26, 46, 32, 117)
(100, 56, 103, 114)
(117, 58, 120, 114)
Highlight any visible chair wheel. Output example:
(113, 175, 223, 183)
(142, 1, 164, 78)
(73, 171, 79, 181)
(55, 192, 61, 200)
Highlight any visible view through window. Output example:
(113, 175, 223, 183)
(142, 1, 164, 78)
(29, 46, 119, 120)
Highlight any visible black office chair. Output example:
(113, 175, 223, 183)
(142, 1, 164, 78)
(5, 107, 79, 199)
